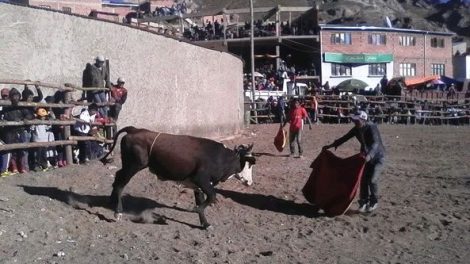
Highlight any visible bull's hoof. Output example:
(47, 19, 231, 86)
(114, 212, 123, 221)
(202, 223, 212, 230)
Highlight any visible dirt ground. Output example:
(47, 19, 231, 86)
(0, 124, 469, 264)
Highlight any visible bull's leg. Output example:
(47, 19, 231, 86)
(193, 180, 216, 229)
(194, 188, 205, 206)
(110, 168, 138, 220)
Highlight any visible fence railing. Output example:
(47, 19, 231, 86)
(0, 79, 117, 166)
(246, 93, 470, 125)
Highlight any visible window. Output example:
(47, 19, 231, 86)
(368, 34, 386, 45)
(399, 36, 416, 46)
(369, 63, 387, 76)
(330, 32, 352, 45)
(430, 37, 445, 48)
(331, 64, 352, 76)
(431, 64, 445, 75)
(399, 63, 416, 77)
(62, 7, 72, 13)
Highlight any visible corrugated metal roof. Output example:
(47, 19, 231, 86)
(319, 24, 454, 36)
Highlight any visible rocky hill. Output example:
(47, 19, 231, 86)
(186, 0, 469, 42)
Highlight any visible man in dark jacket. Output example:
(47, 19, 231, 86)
(0, 88, 34, 173)
(82, 55, 110, 117)
(323, 110, 385, 213)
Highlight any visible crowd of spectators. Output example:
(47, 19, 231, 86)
(153, 2, 188, 17)
(0, 85, 71, 176)
(243, 56, 318, 92)
(183, 19, 316, 41)
(0, 56, 128, 177)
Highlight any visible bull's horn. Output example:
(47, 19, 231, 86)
(247, 143, 254, 151)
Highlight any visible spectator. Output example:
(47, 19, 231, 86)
(323, 81, 330, 91)
(82, 55, 110, 117)
(282, 98, 312, 158)
(380, 75, 388, 94)
(31, 108, 57, 171)
(50, 91, 68, 167)
(1, 88, 9, 100)
(109, 77, 128, 121)
(22, 83, 44, 103)
(0, 88, 34, 173)
(309, 94, 318, 123)
(73, 103, 98, 164)
(0, 88, 10, 176)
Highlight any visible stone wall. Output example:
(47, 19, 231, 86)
(0, 3, 244, 139)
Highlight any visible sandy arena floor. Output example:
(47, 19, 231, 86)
(0, 124, 469, 264)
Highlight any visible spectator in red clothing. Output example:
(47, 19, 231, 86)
(109, 77, 128, 121)
(282, 98, 312, 158)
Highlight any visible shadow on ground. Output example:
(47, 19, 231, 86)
(217, 189, 320, 218)
(19, 185, 202, 227)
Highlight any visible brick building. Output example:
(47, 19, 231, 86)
(27, 0, 102, 15)
(320, 25, 454, 89)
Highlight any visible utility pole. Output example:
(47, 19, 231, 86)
(250, 0, 257, 123)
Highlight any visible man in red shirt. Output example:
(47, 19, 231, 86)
(282, 98, 312, 158)
(109, 77, 128, 121)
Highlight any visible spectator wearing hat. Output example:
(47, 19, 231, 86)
(31, 108, 57, 171)
(109, 77, 128, 121)
(323, 110, 386, 213)
(82, 55, 110, 117)
(0, 88, 34, 173)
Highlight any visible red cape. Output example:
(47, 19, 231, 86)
(273, 127, 287, 152)
(302, 150, 366, 216)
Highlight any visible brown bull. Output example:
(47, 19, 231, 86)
(100, 126, 256, 229)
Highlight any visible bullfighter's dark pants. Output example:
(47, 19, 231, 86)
(359, 157, 385, 206)
(289, 129, 303, 155)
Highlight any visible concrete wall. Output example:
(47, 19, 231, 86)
(0, 3, 244, 139)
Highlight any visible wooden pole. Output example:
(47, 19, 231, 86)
(68, 136, 114, 144)
(0, 140, 77, 152)
(63, 91, 73, 165)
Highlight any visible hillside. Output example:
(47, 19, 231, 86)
(186, 0, 470, 41)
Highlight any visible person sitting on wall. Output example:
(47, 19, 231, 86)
(109, 77, 128, 121)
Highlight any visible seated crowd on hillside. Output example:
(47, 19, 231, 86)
(183, 19, 316, 41)
(0, 79, 128, 177)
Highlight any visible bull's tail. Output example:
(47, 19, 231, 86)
(100, 126, 139, 165)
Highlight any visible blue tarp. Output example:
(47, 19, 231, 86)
(440, 75, 463, 86)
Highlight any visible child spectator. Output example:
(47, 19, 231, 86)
(31, 108, 57, 171)
(73, 103, 98, 164)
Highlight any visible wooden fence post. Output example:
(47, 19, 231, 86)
(64, 91, 73, 165)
